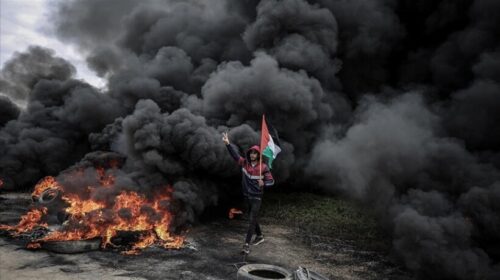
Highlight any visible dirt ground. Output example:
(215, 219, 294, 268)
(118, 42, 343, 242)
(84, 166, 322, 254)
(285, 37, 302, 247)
(0, 193, 412, 280)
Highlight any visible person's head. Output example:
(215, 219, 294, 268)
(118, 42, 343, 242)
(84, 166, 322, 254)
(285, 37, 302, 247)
(247, 145, 261, 162)
(249, 149, 259, 161)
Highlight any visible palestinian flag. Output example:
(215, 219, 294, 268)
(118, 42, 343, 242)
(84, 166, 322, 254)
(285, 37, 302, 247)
(260, 115, 281, 169)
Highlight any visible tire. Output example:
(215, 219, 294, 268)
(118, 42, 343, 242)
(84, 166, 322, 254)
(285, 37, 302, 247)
(42, 239, 101, 254)
(38, 188, 60, 204)
(237, 264, 293, 280)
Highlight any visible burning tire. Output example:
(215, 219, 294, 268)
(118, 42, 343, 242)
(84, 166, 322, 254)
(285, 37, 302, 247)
(237, 264, 293, 280)
(42, 238, 101, 254)
(36, 188, 60, 204)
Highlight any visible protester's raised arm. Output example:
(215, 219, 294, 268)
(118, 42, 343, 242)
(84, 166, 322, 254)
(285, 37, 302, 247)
(223, 132, 244, 165)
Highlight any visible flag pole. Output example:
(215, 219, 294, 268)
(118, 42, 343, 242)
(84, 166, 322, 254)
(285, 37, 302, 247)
(259, 114, 264, 180)
(259, 151, 262, 178)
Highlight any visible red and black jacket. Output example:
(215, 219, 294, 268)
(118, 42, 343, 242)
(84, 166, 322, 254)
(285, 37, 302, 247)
(226, 144, 274, 198)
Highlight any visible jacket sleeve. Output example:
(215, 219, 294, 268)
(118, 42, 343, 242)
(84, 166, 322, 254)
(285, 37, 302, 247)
(262, 165, 274, 187)
(226, 143, 245, 166)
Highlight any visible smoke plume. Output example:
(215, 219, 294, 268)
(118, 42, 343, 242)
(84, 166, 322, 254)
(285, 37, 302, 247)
(1, 0, 500, 278)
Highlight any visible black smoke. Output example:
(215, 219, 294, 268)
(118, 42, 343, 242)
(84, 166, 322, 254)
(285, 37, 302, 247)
(1, 0, 500, 278)
(0, 46, 76, 101)
(0, 96, 20, 127)
(0, 46, 123, 190)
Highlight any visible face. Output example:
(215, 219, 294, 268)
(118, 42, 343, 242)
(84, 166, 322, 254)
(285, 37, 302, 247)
(249, 150, 259, 161)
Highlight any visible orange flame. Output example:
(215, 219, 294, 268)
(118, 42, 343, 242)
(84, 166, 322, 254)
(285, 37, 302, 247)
(96, 167, 115, 187)
(0, 208, 48, 235)
(0, 178, 3, 188)
(39, 187, 185, 252)
(228, 208, 243, 219)
(0, 168, 185, 254)
(32, 176, 61, 199)
(63, 193, 106, 216)
(123, 232, 157, 255)
(27, 243, 41, 249)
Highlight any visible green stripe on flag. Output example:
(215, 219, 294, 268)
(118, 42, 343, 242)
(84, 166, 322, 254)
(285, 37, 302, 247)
(262, 137, 281, 168)
(263, 146, 275, 168)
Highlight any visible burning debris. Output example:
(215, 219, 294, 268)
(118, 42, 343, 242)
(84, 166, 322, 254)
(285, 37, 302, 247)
(228, 208, 243, 220)
(0, 208, 48, 235)
(0, 168, 185, 255)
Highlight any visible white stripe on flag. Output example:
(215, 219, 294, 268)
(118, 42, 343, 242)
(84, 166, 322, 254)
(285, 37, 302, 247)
(267, 136, 281, 159)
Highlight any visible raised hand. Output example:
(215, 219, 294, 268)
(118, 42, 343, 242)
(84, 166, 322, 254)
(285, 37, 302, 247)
(222, 131, 230, 145)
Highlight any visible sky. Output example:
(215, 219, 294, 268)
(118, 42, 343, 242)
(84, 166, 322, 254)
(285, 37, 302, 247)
(0, 0, 105, 88)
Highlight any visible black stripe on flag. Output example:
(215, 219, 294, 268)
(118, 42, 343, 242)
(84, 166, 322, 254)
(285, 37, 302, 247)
(265, 118, 281, 148)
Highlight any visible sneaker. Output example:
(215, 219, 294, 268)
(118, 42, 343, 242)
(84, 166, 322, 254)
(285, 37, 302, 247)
(241, 243, 250, 254)
(252, 235, 265, 245)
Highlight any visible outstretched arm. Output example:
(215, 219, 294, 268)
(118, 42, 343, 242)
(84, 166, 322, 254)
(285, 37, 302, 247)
(223, 131, 244, 165)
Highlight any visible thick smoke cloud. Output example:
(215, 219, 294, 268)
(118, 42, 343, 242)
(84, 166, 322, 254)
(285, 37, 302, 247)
(0, 47, 123, 190)
(201, 52, 333, 129)
(306, 93, 500, 279)
(51, 0, 142, 49)
(120, 99, 235, 177)
(117, 0, 251, 63)
(51, 0, 254, 81)
(0, 46, 76, 101)
(446, 80, 500, 151)
(243, 0, 341, 88)
(199, 51, 340, 171)
(0, 96, 20, 127)
(1, 0, 500, 278)
(314, 0, 405, 95)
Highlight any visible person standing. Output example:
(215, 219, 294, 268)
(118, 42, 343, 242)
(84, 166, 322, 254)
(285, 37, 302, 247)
(222, 132, 274, 254)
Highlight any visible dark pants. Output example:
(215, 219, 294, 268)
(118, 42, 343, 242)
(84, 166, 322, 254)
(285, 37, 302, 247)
(245, 197, 262, 244)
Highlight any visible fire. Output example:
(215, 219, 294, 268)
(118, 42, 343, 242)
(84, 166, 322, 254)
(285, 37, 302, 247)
(228, 208, 243, 219)
(27, 243, 41, 249)
(0, 208, 48, 235)
(32, 176, 61, 199)
(0, 178, 3, 188)
(63, 193, 106, 216)
(39, 187, 185, 252)
(96, 167, 114, 187)
(0, 167, 185, 254)
(123, 232, 156, 255)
